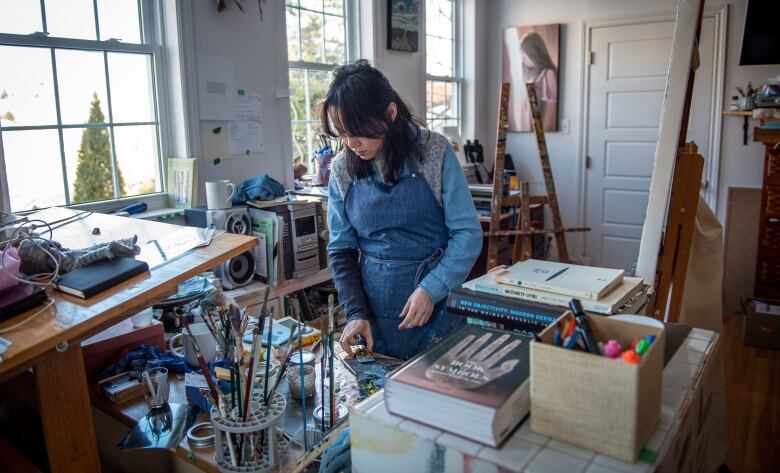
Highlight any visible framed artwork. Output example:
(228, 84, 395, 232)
(502, 24, 560, 132)
(387, 0, 420, 52)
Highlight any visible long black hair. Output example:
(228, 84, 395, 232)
(319, 60, 426, 184)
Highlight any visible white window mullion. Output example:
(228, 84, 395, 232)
(49, 49, 71, 205)
(102, 50, 121, 199)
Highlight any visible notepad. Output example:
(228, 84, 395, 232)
(53, 257, 149, 299)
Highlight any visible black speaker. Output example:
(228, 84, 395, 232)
(213, 251, 255, 289)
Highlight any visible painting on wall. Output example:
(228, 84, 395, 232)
(387, 0, 420, 52)
(502, 24, 560, 132)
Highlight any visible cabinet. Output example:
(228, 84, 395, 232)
(754, 127, 780, 299)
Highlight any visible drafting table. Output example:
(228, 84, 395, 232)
(0, 207, 256, 472)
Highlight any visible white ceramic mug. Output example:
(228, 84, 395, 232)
(169, 323, 218, 367)
(205, 180, 236, 210)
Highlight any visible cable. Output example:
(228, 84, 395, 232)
(0, 219, 60, 288)
(0, 298, 55, 334)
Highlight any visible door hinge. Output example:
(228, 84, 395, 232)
(588, 51, 594, 65)
(586, 156, 592, 169)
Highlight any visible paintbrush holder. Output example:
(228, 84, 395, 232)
(210, 391, 286, 473)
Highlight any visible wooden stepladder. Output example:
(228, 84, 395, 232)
(486, 83, 589, 270)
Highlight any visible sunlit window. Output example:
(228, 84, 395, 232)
(287, 0, 352, 167)
(425, 0, 460, 133)
(0, 0, 163, 211)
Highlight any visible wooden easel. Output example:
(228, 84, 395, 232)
(646, 0, 706, 323)
(485, 83, 589, 270)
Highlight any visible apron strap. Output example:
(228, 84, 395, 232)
(414, 248, 444, 286)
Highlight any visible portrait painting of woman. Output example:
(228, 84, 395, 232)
(503, 24, 560, 132)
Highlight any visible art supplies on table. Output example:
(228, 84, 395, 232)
(98, 371, 144, 404)
(53, 256, 149, 298)
(385, 325, 533, 448)
(494, 259, 624, 300)
(0, 284, 47, 321)
(464, 270, 645, 315)
(446, 286, 563, 334)
(531, 311, 665, 462)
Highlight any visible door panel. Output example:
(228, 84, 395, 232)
(584, 17, 717, 271)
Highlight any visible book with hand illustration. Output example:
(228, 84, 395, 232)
(385, 325, 532, 447)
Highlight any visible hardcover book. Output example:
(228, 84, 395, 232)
(447, 287, 562, 334)
(465, 271, 644, 315)
(494, 259, 624, 300)
(385, 325, 533, 447)
(53, 257, 149, 299)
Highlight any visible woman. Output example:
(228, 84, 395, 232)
(322, 60, 482, 360)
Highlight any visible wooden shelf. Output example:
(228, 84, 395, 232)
(227, 267, 332, 306)
(722, 110, 753, 116)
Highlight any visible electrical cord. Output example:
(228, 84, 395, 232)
(0, 299, 55, 335)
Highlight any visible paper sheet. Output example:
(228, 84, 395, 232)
(197, 55, 236, 121)
(229, 92, 264, 155)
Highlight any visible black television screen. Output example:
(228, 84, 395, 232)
(740, 0, 780, 65)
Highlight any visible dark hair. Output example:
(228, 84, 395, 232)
(319, 60, 426, 184)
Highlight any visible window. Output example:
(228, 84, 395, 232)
(0, 0, 165, 212)
(286, 0, 353, 166)
(425, 0, 460, 133)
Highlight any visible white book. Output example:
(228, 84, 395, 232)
(493, 259, 624, 300)
(465, 271, 644, 315)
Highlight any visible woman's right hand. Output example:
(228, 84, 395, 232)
(339, 319, 374, 357)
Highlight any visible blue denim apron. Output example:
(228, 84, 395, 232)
(344, 167, 465, 360)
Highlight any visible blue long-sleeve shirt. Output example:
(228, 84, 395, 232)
(327, 144, 482, 321)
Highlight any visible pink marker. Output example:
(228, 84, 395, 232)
(603, 340, 622, 359)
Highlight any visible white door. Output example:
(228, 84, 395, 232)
(584, 16, 720, 271)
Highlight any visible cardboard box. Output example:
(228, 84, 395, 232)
(82, 317, 165, 380)
(530, 313, 665, 463)
(742, 297, 780, 350)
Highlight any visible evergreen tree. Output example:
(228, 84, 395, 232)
(72, 93, 125, 203)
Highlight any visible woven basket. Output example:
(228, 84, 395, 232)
(530, 313, 664, 463)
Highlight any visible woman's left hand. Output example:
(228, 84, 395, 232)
(398, 288, 435, 330)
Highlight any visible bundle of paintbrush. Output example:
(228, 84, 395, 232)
(315, 294, 339, 432)
(202, 288, 277, 467)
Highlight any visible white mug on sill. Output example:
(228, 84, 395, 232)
(168, 323, 218, 368)
(205, 180, 236, 209)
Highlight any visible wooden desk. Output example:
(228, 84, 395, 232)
(0, 208, 256, 472)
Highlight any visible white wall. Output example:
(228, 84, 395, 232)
(478, 0, 779, 259)
(186, 0, 293, 206)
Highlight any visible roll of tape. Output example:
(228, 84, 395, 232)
(187, 422, 215, 448)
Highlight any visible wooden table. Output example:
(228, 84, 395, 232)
(0, 207, 256, 472)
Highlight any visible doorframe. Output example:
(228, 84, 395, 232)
(576, 6, 727, 261)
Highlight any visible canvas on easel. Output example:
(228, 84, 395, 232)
(635, 0, 707, 322)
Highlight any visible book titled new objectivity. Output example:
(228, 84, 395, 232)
(385, 325, 533, 447)
(465, 271, 644, 315)
(53, 257, 149, 299)
(494, 259, 624, 300)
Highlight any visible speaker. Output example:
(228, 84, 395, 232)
(213, 251, 255, 289)
(184, 206, 252, 235)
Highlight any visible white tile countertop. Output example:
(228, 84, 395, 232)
(351, 327, 721, 473)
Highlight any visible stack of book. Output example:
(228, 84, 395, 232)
(448, 260, 647, 333)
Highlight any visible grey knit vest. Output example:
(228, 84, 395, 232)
(330, 129, 449, 206)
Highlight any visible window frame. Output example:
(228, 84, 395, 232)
(287, 0, 359, 168)
(0, 0, 171, 214)
(424, 0, 462, 134)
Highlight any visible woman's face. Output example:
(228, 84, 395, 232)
(331, 102, 397, 161)
(341, 135, 385, 161)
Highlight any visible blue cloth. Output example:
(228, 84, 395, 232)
(320, 427, 351, 473)
(232, 174, 286, 204)
(95, 344, 190, 381)
(328, 145, 479, 359)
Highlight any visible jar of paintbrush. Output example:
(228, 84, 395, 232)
(286, 365, 316, 399)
